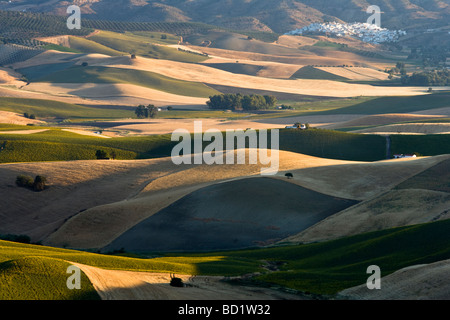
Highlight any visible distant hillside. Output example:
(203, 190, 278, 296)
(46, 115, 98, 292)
(1, 0, 448, 33)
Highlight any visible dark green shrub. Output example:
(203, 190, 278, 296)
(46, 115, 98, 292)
(32, 175, 47, 191)
(95, 149, 109, 159)
(16, 175, 34, 188)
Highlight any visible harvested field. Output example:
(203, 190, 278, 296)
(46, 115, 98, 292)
(0, 67, 26, 86)
(285, 189, 450, 244)
(271, 154, 448, 201)
(24, 83, 209, 107)
(0, 158, 182, 242)
(316, 67, 389, 81)
(42, 153, 445, 250)
(101, 118, 287, 135)
(395, 158, 450, 193)
(0, 111, 45, 125)
(43, 151, 355, 249)
(73, 263, 306, 300)
(103, 177, 358, 252)
(338, 259, 450, 300)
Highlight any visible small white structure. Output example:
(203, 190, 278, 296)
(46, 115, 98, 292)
(393, 154, 417, 159)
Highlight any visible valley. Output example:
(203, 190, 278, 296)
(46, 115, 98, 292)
(0, 2, 449, 302)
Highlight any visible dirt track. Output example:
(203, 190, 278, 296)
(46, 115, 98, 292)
(73, 263, 305, 300)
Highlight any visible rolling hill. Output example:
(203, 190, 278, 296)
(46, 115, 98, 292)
(3, 0, 448, 32)
(1, 0, 450, 302)
(2, 218, 450, 298)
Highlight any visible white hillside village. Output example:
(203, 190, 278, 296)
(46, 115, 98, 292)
(286, 22, 407, 44)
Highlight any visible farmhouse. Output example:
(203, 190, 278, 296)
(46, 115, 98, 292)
(285, 123, 307, 130)
(393, 154, 417, 159)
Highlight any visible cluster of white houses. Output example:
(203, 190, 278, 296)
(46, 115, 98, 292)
(286, 22, 407, 44)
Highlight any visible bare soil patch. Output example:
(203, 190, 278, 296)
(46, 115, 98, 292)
(73, 263, 306, 300)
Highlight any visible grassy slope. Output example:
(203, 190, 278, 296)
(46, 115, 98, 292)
(87, 30, 208, 63)
(34, 65, 220, 98)
(390, 134, 450, 157)
(0, 129, 173, 163)
(1, 125, 449, 163)
(278, 129, 386, 161)
(0, 256, 100, 300)
(0, 97, 131, 119)
(1, 219, 449, 297)
(68, 36, 125, 56)
(0, 128, 387, 163)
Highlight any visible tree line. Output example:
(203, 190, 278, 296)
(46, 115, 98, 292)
(207, 93, 277, 111)
(401, 69, 450, 86)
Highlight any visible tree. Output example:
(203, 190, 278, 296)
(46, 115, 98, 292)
(263, 95, 277, 108)
(147, 105, 158, 118)
(95, 149, 108, 160)
(32, 175, 47, 192)
(110, 150, 117, 160)
(207, 93, 277, 111)
(135, 104, 158, 118)
(135, 105, 147, 118)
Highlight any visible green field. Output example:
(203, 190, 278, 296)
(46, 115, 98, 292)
(0, 129, 174, 163)
(390, 134, 450, 159)
(87, 30, 208, 63)
(0, 128, 389, 163)
(3, 126, 450, 164)
(34, 65, 220, 98)
(68, 36, 125, 56)
(0, 97, 132, 119)
(0, 256, 100, 300)
(1, 219, 449, 298)
(278, 129, 386, 161)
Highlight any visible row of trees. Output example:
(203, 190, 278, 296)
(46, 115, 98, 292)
(401, 69, 450, 86)
(386, 62, 406, 79)
(207, 93, 278, 111)
(135, 104, 159, 119)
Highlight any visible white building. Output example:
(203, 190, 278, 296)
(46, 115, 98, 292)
(286, 22, 406, 44)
